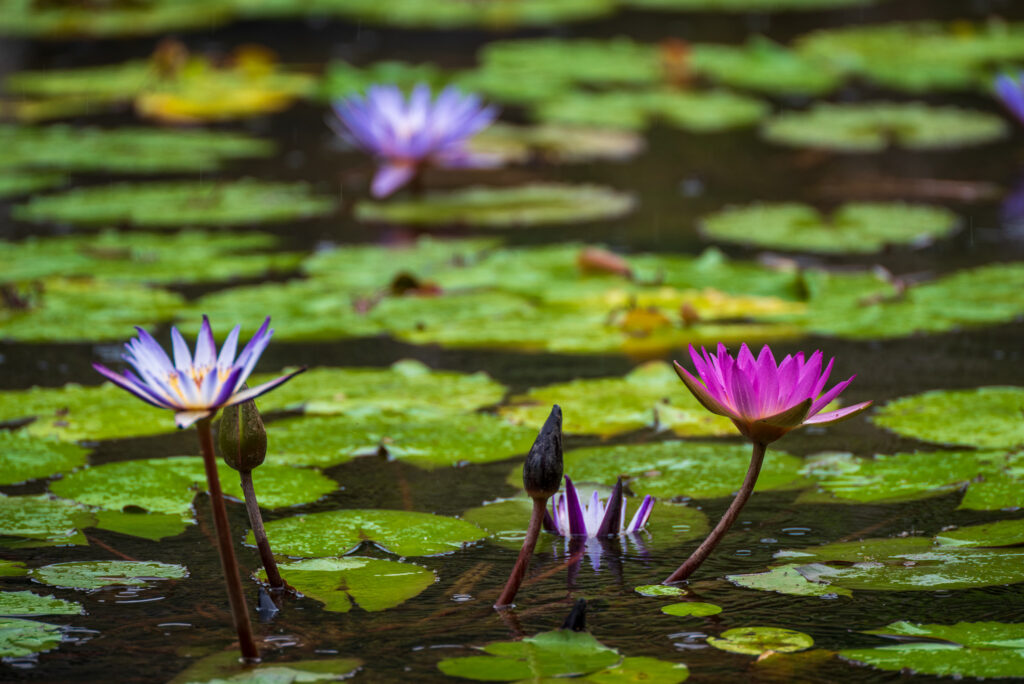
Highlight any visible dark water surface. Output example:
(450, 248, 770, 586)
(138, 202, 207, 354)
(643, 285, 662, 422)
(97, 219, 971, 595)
(3, 1, 1024, 682)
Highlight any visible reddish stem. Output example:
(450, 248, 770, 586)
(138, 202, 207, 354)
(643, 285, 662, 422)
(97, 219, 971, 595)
(196, 418, 260, 662)
(663, 441, 767, 584)
(239, 469, 284, 590)
(494, 497, 547, 610)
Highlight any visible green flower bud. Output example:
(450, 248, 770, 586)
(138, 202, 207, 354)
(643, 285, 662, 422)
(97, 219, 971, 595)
(522, 404, 563, 500)
(218, 398, 267, 472)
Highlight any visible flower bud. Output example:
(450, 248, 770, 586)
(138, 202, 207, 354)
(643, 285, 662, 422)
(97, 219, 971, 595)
(218, 397, 267, 472)
(522, 404, 563, 500)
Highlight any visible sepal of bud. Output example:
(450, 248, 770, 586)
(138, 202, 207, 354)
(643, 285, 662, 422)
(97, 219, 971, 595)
(522, 404, 563, 500)
(218, 397, 267, 472)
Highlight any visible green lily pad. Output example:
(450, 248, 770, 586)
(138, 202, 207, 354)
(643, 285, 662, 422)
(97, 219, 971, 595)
(535, 90, 769, 132)
(960, 471, 1024, 512)
(0, 432, 89, 485)
(437, 629, 622, 680)
(727, 564, 852, 598)
(0, 618, 63, 658)
(762, 102, 1007, 151)
(51, 456, 337, 522)
(257, 509, 486, 557)
(0, 125, 272, 174)
(266, 413, 535, 469)
(553, 441, 803, 499)
(469, 123, 644, 164)
(662, 602, 722, 617)
(168, 651, 363, 684)
(841, 621, 1024, 679)
(701, 202, 958, 254)
(0, 591, 82, 617)
(93, 510, 190, 542)
(0, 561, 27, 578)
(624, 0, 873, 10)
(5, 59, 154, 100)
(635, 585, 687, 598)
(707, 627, 813, 656)
(355, 184, 635, 228)
(936, 520, 1024, 548)
(0, 230, 301, 286)
(0, 277, 184, 342)
(0, 495, 94, 547)
(690, 37, 842, 96)
(873, 387, 1024, 449)
(14, 180, 336, 228)
(320, 60, 447, 100)
(796, 21, 1024, 93)
(0, 169, 66, 198)
(584, 657, 689, 684)
(252, 359, 506, 417)
(267, 557, 434, 612)
(0, 0, 233, 38)
(30, 560, 187, 590)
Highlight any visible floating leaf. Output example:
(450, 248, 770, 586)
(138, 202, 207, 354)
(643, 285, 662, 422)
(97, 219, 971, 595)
(257, 509, 486, 557)
(0, 169, 65, 198)
(267, 557, 434, 613)
(252, 359, 506, 417)
(707, 627, 814, 656)
(624, 0, 873, 10)
(30, 560, 187, 590)
(469, 123, 644, 164)
(0, 618, 63, 658)
(437, 630, 621, 681)
(959, 471, 1023, 512)
(873, 387, 1024, 449)
(320, 60, 446, 100)
(727, 564, 852, 598)
(266, 413, 534, 469)
(355, 184, 635, 228)
(51, 456, 337, 522)
(0, 561, 27, 578)
(701, 202, 958, 254)
(690, 37, 842, 96)
(0, 1, 234, 38)
(93, 511, 189, 542)
(168, 651, 362, 684)
(662, 602, 722, 617)
(0, 591, 82, 617)
(936, 520, 1024, 548)
(841, 621, 1024, 679)
(0, 125, 272, 174)
(553, 441, 803, 499)
(0, 495, 94, 547)
(635, 585, 687, 598)
(15, 180, 336, 228)
(0, 432, 89, 485)
(762, 102, 1007, 151)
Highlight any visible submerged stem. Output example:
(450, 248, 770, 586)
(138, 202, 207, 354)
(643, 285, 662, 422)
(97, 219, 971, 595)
(196, 418, 260, 662)
(663, 441, 767, 584)
(239, 469, 284, 591)
(494, 497, 548, 610)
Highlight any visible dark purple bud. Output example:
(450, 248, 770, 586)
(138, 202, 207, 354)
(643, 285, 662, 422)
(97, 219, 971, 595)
(522, 404, 563, 500)
(561, 598, 587, 632)
(218, 396, 267, 472)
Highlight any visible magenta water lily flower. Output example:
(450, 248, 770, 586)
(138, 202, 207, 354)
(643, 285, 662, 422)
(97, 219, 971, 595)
(94, 316, 303, 429)
(674, 343, 873, 446)
(995, 72, 1024, 125)
(546, 476, 653, 538)
(332, 83, 499, 198)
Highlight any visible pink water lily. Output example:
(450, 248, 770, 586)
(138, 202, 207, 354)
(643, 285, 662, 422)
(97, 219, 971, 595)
(94, 316, 303, 429)
(674, 343, 872, 445)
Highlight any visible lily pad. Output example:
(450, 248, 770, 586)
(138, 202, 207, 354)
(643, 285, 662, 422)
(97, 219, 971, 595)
(0, 618, 64, 658)
(841, 621, 1024, 679)
(0, 169, 66, 198)
(635, 585, 687, 598)
(0, 125, 272, 174)
(14, 180, 336, 228)
(355, 184, 635, 228)
(320, 60, 447, 100)
(0, 561, 27, 578)
(51, 456, 337, 522)
(873, 387, 1024, 449)
(690, 37, 842, 96)
(437, 630, 621, 680)
(256, 508, 486, 557)
(266, 412, 535, 469)
(0, 591, 82, 617)
(0, 0, 233, 38)
(554, 441, 803, 499)
(662, 602, 722, 617)
(0, 230, 301, 285)
(585, 657, 689, 683)
(0, 432, 89, 485)
(251, 359, 506, 417)
(700, 202, 959, 254)
(762, 102, 1007, 151)
(500, 361, 754, 438)
(30, 560, 187, 590)
(625, 0, 874, 10)
(469, 123, 644, 164)
(936, 520, 1024, 548)
(727, 564, 852, 598)
(168, 651, 362, 684)
(267, 557, 434, 612)
(93, 511, 190, 542)
(707, 627, 814, 656)
(0, 495, 94, 547)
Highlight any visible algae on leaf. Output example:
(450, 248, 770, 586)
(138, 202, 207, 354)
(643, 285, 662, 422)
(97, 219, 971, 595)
(873, 387, 1024, 449)
(268, 557, 434, 612)
(30, 560, 187, 590)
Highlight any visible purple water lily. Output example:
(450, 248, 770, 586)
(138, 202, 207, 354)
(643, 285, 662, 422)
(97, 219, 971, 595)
(94, 316, 303, 429)
(332, 83, 498, 198)
(995, 72, 1024, 126)
(546, 476, 653, 538)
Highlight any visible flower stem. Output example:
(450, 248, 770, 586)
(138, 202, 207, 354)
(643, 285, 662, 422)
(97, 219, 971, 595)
(196, 418, 260, 662)
(239, 469, 284, 591)
(663, 441, 767, 584)
(494, 497, 548, 610)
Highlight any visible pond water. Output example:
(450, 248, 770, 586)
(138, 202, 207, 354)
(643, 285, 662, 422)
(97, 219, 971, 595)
(2, 0, 1024, 682)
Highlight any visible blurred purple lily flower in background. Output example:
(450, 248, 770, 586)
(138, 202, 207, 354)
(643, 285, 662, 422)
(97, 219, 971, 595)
(995, 72, 1024, 126)
(331, 83, 499, 198)
(94, 316, 304, 429)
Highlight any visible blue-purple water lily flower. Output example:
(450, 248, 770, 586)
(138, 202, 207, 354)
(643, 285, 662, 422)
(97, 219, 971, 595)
(995, 72, 1024, 126)
(94, 316, 303, 429)
(332, 83, 499, 198)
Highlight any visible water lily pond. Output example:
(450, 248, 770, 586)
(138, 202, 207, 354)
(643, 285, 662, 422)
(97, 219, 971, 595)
(2, 0, 1024, 682)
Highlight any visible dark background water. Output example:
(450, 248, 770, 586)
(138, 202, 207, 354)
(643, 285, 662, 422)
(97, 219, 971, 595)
(2, 0, 1024, 681)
